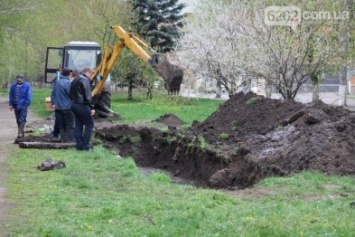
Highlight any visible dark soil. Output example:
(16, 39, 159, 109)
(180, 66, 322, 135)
(21, 93, 354, 189)
(96, 92, 355, 189)
(154, 113, 186, 127)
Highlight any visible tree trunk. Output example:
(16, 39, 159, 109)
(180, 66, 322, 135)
(339, 66, 347, 107)
(216, 80, 221, 98)
(128, 78, 133, 100)
(147, 82, 153, 100)
(339, 0, 350, 107)
(265, 80, 272, 98)
(311, 74, 320, 103)
(312, 83, 320, 103)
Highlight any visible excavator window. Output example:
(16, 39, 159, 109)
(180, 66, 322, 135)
(66, 49, 99, 72)
(44, 47, 64, 83)
(45, 42, 102, 83)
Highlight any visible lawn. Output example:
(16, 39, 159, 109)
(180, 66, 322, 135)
(30, 88, 224, 125)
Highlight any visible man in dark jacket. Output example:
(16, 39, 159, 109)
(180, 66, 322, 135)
(52, 68, 75, 143)
(9, 74, 32, 138)
(70, 67, 95, 151)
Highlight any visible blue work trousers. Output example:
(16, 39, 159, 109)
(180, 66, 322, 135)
(52, 110, 62, 137)
(59, 109, 75, 143)
(13, 106, 28, 125)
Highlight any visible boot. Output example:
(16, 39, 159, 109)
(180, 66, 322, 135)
(18, 124, 25, 138)
(17, 125, 21, 138)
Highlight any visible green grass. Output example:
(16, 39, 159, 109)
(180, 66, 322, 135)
(110, 92, 222, 125)
(4, 89, 355, 236)
(30, 88, 223, 125)
(31, 88, 54, 118)
(6, 147, 355, 237)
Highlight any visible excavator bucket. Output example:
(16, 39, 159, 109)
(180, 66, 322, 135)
(149, 53, 184, 95)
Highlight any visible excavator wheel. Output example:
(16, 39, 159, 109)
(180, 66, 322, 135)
(94, 88, 112, 118)
(93, 88, 121, 120)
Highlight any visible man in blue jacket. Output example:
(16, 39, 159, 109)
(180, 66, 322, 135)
(9, 74, 32, 138)
(51, 68, 75, 143)
(50, 67, 63, 138)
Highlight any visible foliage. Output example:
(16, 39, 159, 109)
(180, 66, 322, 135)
(130, 0, 186, 52)
(219, 132, 229, 140)
(0, 0, 39, 86)
(245, 96, 261, 106)
(176, 0, 354, 100)
(113, 49, 158, 100)
(0, 0, 133, 87)
(197, 135, 208, 149)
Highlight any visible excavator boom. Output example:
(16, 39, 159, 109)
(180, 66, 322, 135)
(90, 26, 150, 97)
(90, 26, 184, 98)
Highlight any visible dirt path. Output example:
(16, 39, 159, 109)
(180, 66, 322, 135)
(0, 94, 36, 237)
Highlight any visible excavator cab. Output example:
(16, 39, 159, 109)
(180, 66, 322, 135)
(44, 41, 102, 83)
(44, 41, 112, 114)
(45, 41, 115, 118)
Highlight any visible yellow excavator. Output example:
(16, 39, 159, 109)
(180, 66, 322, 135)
(45, 25, 184, 118)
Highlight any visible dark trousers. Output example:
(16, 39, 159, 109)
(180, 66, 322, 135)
(14, 106, 28, 125)
(71, 103, 94, 150)
(59, 109, 75, 143)
(52, 110, 62, 137)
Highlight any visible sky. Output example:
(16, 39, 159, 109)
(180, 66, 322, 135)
(180, 0, 200, 13)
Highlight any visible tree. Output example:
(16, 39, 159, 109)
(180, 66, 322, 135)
(114, 49, 156, 100)
(0, 0, 134, 87)
(176, 1, 248, 98)
(130, 0, 186, 52)
(87, 0, 132, 45)
(0, 0, 38, 87)
(177, 0, 350, 100)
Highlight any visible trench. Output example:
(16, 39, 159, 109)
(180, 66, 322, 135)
(95, 124, 284, 190)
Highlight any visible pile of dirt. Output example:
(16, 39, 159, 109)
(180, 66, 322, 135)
(191, 92, 351, 143)
(154, 114, 186, 127)
(190, 92, 304, 143)
(189, 92, 355, 183)
(96, 92, 355, 189)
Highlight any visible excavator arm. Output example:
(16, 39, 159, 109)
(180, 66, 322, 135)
(90, 26, 153, 97)
(90, 25, 184, 98)
(84, 25, 184, 119)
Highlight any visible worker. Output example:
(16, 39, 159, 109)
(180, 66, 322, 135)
(50, 67, 63, 138)
(52, 68, 75, 143)
(9, 74, 32, 138)
(70, 67, 95, 151)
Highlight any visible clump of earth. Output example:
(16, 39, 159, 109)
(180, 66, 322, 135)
(22, 92, 355, 190)
(154, 113, 186, 127)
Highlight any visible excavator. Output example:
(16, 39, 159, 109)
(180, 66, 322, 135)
(44, 25, 184, 118)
